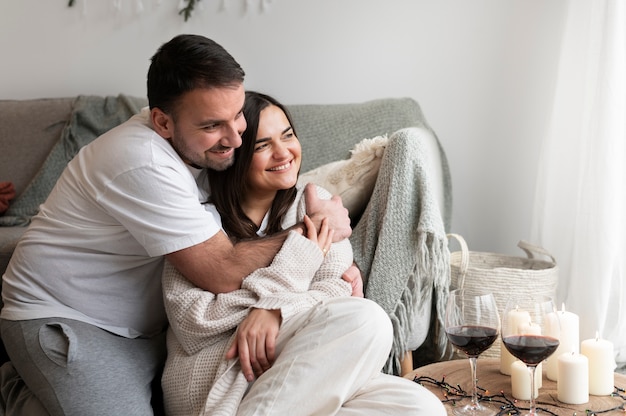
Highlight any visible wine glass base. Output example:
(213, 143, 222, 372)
(452, 402, 497, 416)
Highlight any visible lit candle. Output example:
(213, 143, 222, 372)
(500, 307, 531, 375)
(581, 333, 615, 396)
(510, 360, 539, 400)
(557, 351, 588, 404)
(546, 304, 580, 381)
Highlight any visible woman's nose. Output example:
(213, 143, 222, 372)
(272, 141, 290, 158)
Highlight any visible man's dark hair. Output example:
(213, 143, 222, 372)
(147, 34, 245, 114)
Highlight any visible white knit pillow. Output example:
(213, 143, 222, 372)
(298, 135, 388, 218)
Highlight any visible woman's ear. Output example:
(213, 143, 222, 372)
(151, 107, 173, 139)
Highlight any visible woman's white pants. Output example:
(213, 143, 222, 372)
(237, 297, 445, 415)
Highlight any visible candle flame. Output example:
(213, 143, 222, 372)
(561, 302, 565, 312)
(595, 330, 599, 341)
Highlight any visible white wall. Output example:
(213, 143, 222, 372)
(0, 0, 568, 255)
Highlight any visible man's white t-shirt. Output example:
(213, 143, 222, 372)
(1, 108, 221, 338)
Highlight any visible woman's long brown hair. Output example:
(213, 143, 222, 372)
(207, 91, 299, 240)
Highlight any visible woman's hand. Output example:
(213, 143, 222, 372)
(225, 308, 282, 382)
(302, 215, 333, 257)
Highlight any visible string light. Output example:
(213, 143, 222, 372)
(412, 375, 625, 416)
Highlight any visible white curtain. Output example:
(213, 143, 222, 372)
(531, 0, 625, 367)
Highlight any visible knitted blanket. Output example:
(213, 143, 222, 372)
(0, 94, 146, 226)
(350, 127, 452, 374)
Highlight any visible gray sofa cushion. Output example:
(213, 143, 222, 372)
(0, 98, 73, 199)
(2, 95, 147, 225)
(288, 97, 429, 173)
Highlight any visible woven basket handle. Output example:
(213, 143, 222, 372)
(447, 233, 469, 289)
(517, 240, 557, 264)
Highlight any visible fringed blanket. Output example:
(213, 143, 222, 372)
(350, 127, 452, 374)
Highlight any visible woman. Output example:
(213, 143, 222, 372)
(160, 92, 444, 416)
(161, 91, 354, 415)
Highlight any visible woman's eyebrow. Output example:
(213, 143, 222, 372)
(255, 137, 270, 144)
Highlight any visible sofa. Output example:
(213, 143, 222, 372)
(0, 95, 452, 375)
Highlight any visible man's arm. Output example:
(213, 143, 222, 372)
(166, 230, 286, 294)
(167, 184, 353, 294)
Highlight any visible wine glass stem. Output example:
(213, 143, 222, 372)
(468, 356, 480, 408)
(528, 365, 538, 415)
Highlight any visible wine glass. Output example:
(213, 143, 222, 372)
(445, 288, 500, 416)
(501, 295, 560, 416)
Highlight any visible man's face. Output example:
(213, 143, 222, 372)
(165, 84, 247, 171)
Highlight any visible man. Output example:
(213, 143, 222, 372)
(0, 35, 444, 415)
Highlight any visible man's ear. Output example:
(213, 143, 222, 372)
(151, 107, 173, 139)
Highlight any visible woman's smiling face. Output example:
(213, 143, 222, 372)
(245, 104, 301, 198)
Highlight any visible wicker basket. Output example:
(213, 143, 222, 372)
(448, 233, 559, 359)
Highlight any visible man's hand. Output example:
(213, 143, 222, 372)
(304, 183, 351, 242)
(225, 308, 281, 381)
(342, 263, 364, 297)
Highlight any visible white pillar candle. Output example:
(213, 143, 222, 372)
(557, 351, 588, 404)
(519, 321, 541, 335)
(501, 348, 517, 376)
(511, 360, 539, 400)
(500, 308, 531, 375)
(546, 304, 580, 381)
(581, 334, 615, 396)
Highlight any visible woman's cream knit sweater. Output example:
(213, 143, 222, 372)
(161, 185, 353, 416)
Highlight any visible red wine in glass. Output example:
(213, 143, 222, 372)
(502, 335, 559, 365)
(446, 325, 498, 357)
(445, 289, 500, 416)
(502, 295, 559, 416)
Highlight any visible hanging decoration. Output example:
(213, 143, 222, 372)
(178, 0, 199, 21)
(67, 0, 273, 20)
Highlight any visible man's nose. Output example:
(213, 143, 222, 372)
(223, 123, 243, 148)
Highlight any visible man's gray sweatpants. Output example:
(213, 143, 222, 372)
(0, 318, 166, 416)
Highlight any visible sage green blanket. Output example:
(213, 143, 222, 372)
(350, 127, 452, 374)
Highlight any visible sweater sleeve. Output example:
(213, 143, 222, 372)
(162, 231, 324, 355)
(162, 260, 255, 355)
(293, 186, 353, 305)
(252, 186, 353, 322)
